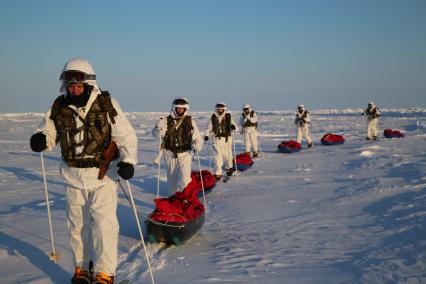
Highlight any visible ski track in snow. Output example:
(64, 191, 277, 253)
(0, 109, 425, 283)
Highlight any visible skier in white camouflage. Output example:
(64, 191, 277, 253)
(294, 104, 313, 147)
(363, 101, 381, 140)
(204, 102, 239, 181)
(239, 103, 259, 158)
(30, 58, 137, 284)
(152, 97, 203, 196)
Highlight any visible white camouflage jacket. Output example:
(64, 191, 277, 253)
(204, 112, 240, 139)
(152, 112, 203, 153)
(294, 110, 311, 127)
(36, 84, 138, 190)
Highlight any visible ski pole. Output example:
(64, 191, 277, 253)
(125, 180, 155, 284)
(153, 131, 164, 198)
(156, 158, 161, 199)
(232, 137, 238, 173)
(258, 140, 264, 156)
(196, 152, 207, 209)
(118, 181, 146, 222)
(154, 150, 163, 198)
(206, 139, 213, 171)
(40, 152, 59, 262)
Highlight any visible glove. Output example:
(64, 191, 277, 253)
(230, 125, 236, 131)
(193, 146, 202, 154)
(204, 136, 209, 141)
(30, 132, 47, 152)
(117, 162, 134, 180)
(192, 141, 202, 153)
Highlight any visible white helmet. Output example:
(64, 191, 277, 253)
(298, 104, 305, 109)
(368, 101, 375, 107)
(215, 102, 227, 112)
(171, 97, 189, 116)
(59, 58, 97, 92)
(242, 103, 251, 109)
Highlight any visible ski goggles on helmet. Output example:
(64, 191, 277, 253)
(60, 70, 96, 83)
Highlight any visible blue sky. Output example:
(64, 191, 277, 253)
(0, 0, 425, 112)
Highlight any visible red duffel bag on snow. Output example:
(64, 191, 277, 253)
(321, 133, 345, 146)
(191, 170, 216, 191)
(151, 181, 204, 223)
(277, 140, 302, 153)
(384, 129, 404, 138)
(146, 181, 206, 245)
(233, 152, 254, 171)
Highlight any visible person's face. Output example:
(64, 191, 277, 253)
(243, 108, 250, 115)
(68, 83, 85, 96)
(217, 107, 225, 115)
(175, 107, 186, 116)
(298, 107, 304, 113)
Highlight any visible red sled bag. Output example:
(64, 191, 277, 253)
(321, 133, 345, 146)
(191, 170, 216, 191)
(384, 129, 404, 138)
(278, 140, 302, 153)
(151, 181, 205, 223)
(146, 181, 206, 245)
(233, 152, 254, 171)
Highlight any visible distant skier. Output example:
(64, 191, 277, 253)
(294, 104, 313, 147)
(29, 58, 138, 284)
(152, 98, 203, 195)
(204, 102, 239, 181)
(363, 101, 381, 140)
(239, 103, 259, 157)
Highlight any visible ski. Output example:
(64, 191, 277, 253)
(155, 243, 172, 254)
(116, 242, 171, 284)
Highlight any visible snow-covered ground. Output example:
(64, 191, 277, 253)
(0, 109, 425, 284)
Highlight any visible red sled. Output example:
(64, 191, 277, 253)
(233, 152, 254, 171)
(191, 170, 216, 192)
(384, 129, 404, 138)
(146, 179, 205, 245)
(278, 140, 302, 153)
(321, 133, 345, 146)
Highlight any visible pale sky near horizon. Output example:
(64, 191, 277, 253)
(0, 0, 425, 112)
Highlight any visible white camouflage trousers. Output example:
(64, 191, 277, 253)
(66, 181, 119, 276)
(367, 118, 379, 138)
(212, 136, 234, 176)
(296, 125, 313, 145)
(243, 127, 259, 153)
(163, 150, 193, 196)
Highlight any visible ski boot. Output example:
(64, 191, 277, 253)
(93, 272, 114, 284)
(71, 267, 91, 284)
(373, 136, 378, 140)
(308, 142, 313, 148)
(366, 137, 371, 141)
(214, 174, 222, 181)
(252, 151, 259, 158)
(226, 168, 234, 176)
